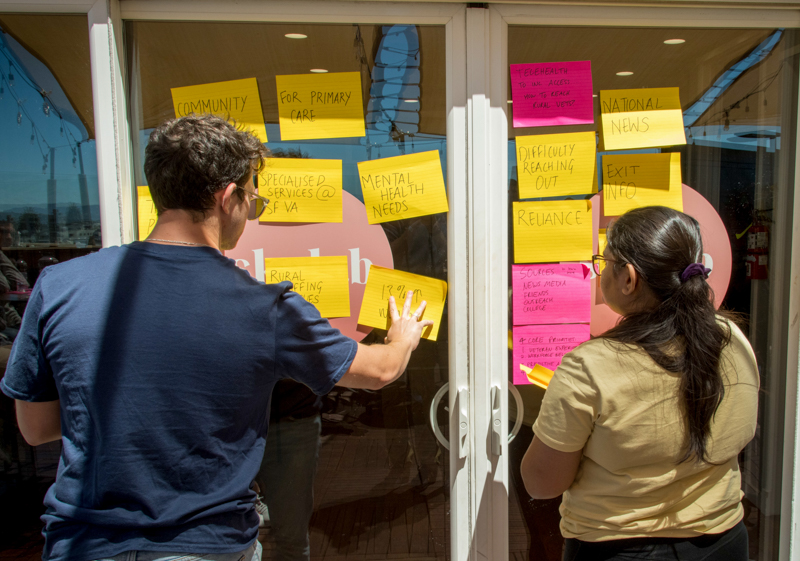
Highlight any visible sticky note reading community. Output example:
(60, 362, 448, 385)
(137, 186, 157, 240)
(512, 263, 591, 326)
(512, 323, 590, 385)
(258, 159, 343, 223)
(602, 152, 683, 216)
(516, 132, 597, 198)
(599, 88, 686, 151)
(513, 200, 593, 263)
(263, 256, 350, 318)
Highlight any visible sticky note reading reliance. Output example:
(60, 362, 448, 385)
(276, 72, 365, 141)
(510, 61, 594, 127)
(519, 363, 555, 390)
(258, 159, 343, 223)
(602, 152, 683, 216)
(600, 88, 686, 151)
(516, 132, 597, 198)
(513, 200, 592, 263)
(512, 263, 591, 325)
(171, 78, 267, 143)
(358, 151, 449, 224)
(137, 186, 157, 240)
(263, 256, 350, 318)
(512, 324, 590, 384)
(358, 266, 447, 341)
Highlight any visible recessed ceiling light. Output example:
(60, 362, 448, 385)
(664, 39, 685, 45)
(285, 33, 308, 39)
(310, 68, 328, 73)
(507, 100, 513, 104)
(616, 71, 634, 76)
(593, 94, 598, 98)
(403, 99, 419, 103)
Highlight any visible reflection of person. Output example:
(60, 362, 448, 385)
(1, 114, 433, 561)
(521, 206, 758, 561)
(0, 219, 18, 248)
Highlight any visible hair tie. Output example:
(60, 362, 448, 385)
(680, 262, 711, 283)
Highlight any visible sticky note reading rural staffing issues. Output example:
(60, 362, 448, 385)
(263, 256, 350, 318)
(137, 186, 157, 240)
(171, 78, 268, 143)
(519, 363, 555, 390)
(358, 266, 447, 341)
(516, 132, 597, 198)
(512, 323, 591, 385)
(258, 159, 343, 223)
(276, 72, 365, 141)
(513, 200, 593, 263)
(599, 88, 686, 151)
(358, 151, 449, 224)
(512, 263, 591, 326)
(510, 61, 594, 128)
(602, 152, 683, 216)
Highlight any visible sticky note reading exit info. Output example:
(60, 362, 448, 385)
(264, 256, 350, 318)
(602, 152, 683, 216)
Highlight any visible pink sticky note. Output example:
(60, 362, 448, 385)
(512, 324, 591, 385)
(510, 61, 594, 128)
(512, 263, 591, 326)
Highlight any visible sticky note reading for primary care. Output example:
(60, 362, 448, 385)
(264, 256, 350, 318)
(600, 88, 686, 151)
(513, 200, 593, 263)
(512, 263, 591, 325)
(276, 72, 365, 141)
(358, 266, 447, 341)
(258, 159, 342, 223)
(519, 364, 555, 390)
(516, 132, 597, 198)
(358, 151, 449, 224)
(602, 152, 683, 216)
(512, 324, 590, 385)
(137, 186, 157, 240)
(510, 61, 594, 127)
(171, 78, 267, 143)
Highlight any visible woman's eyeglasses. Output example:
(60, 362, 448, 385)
(236, 186, 270, 221)
(592, 254, 620, 276)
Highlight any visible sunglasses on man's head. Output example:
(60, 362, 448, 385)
(236, 186, 270, 221)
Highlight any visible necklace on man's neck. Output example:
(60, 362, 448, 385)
(145, 238, 207, 247)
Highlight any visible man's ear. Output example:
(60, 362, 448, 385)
(218, 182, 238, 215)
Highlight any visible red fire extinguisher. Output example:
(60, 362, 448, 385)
(745, 221, 769, 280)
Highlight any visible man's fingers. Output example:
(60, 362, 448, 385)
(388, 296, 400, 321)
(412, 300, 428, 319)
(402, 290, 413, 317)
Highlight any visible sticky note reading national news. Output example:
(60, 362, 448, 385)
(599, 88, 685, 151)
(602, 152, 683, 216)
(358, 266, 447, 341)
(512, 263, 591, 326)
(258, 159, 343, 223)
(516, 132, 597, 198)
(513, 200, 593, 263)
(512, 323, 590, 385)
(137, 186, 157, 241)
(264, 256, 350, 318)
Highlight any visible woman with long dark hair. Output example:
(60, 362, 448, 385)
(521, 206, 759, 561)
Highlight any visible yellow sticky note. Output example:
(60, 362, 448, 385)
(357, 266, 447, 341)
(602, 152, 683, 216)
(258, 159, 342, 223)
(519, 363, 555, 390)
(276, 72, 365, 141)
(263, 256, 350, 318)
(516, 132, 597, 198)
(600, 88, 685, 151)
(358, 151, 449, 224)
(598, 229, 607, 255)
(171, 78, 267, 143)
(513, 200, 593, 263)
(137, 186, 157, 241)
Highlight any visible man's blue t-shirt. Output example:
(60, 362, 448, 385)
(0, 242, 357, 561)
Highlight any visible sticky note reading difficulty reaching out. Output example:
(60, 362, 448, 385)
(358, 266, 447, 341)
(258, 159, 342, 223)
(264, 256, 350, 318)
(516, 132, 597, 198)
(358, 151, 449, 224)
(512, 263, 591, 325)
(512, 324, 590, 385)
(276, 72, 365, 141)
(510, 61, 594, 127)
(602, 152, 683, 216)
(171, 78, 267, 143)
(513, 200, 593, 263)
(137, 186, 157, 240)
(600, 88, 686, 151)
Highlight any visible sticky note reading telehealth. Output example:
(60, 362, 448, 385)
(276, 72, 365, 141)
(512, 263, 591, 326)
(358, 151, 449, 224)
(599, 88, 685, 151)
(512, 324, 590, 385)
(510, 61, 594, 128)
(264, 256, 350, 318)
(602, 152, 683, 216)
(513, 200, 592, 263)
(137, 186, 157, 240)
(516, 132, 597, 198)
(171, 78, 267, 143)
(519, 363, 555, 390)
(258, 159, 342, 223)
(358, 266, 447, 341)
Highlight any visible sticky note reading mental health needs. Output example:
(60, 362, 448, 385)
(258, 159, 342, 223)
(358, 151, 449, 224)
(171, 78, 267, 143)
(276, 72, 365, 141)
(512, 323, 590, 385)
(137, 186, 157, 240)
(513, 200, 593, 263)
(602, 152, 683, 216)
(599, 88, 685, 151)
(510, 61, 594, 128)
(264, 256, 350, 318)
(512, 263, 591, 326)
(357, 266, 447, 341)
(516, 132, 597, 198)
